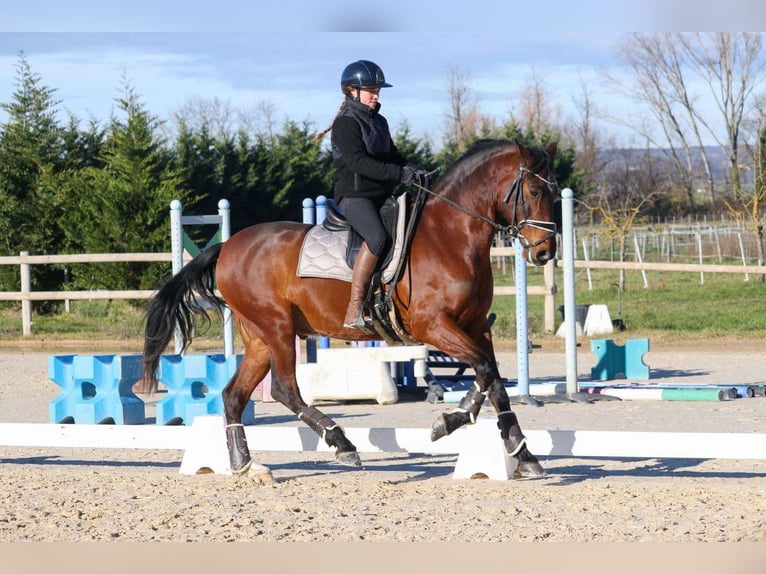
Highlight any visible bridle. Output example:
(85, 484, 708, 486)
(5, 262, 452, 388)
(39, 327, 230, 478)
(501, 153, 559, 248)
(413, 151, 559, 249)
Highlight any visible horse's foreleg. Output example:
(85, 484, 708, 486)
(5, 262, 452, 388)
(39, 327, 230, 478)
(488, 379, 546, 479)
(431, 373, 546, 478)
(431, 361, 496, 441)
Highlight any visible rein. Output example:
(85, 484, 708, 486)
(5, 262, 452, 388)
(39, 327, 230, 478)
(412, 157, 558, 248)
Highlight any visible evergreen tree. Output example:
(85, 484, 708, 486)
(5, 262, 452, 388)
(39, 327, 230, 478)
(0, 52, 66, 298)
(63, 79, 194, 290)
(390, 121, 438, 190)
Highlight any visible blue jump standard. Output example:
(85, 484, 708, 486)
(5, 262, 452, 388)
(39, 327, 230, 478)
(49, 354, 145, 425)
(155, 353, 254, 426)
(49, 353, 254, 425)
(590, 338, 650, 381)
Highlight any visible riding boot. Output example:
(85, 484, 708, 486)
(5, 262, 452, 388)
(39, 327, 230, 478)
(343, 243, 380, 329)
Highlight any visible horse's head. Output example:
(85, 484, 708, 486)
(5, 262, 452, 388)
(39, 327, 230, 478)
(499, 141, 559, 266)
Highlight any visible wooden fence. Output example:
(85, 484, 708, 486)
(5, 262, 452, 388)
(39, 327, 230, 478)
(1, 249, 764, 336)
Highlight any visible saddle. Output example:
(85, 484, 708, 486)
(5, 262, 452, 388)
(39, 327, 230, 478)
(297, 191, 426, 344)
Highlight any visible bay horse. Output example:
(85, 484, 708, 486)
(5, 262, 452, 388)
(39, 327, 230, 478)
(142, 139, 559, 482)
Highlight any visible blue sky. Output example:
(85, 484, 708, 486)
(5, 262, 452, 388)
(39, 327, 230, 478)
(2, 3, 765, 149)
(0, 32, 647, 148)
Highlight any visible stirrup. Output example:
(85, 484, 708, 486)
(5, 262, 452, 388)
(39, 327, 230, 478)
(343, 309, 367, 330)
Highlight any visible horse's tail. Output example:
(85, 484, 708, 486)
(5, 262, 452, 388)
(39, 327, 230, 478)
(142, 242, 226, 393)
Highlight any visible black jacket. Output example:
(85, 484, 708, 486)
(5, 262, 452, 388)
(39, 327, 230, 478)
(331, 97, 406, 204)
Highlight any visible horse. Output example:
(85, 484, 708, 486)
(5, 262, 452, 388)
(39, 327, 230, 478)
(142, 139, 560, 482)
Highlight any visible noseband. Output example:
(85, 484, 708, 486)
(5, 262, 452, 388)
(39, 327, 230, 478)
(502, 153, 558, 249)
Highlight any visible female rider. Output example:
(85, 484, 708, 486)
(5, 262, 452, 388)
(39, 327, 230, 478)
(315, 59, 427, 330)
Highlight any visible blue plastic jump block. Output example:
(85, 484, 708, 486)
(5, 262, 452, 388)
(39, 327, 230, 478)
(590, 338, 650, 381)
(155, 354, 254, 425)
(48, 355, 146, 424)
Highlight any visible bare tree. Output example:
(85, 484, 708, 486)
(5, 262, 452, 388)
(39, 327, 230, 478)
(443, 66, 492, 154)
(737, 94, 766, 276)
(609, 33, 718, 210)
(566, 76, 614, 199)
(173, 95, 235, 140)
(681, 33, 764, 196)
(511, 66, 562, 138)
(609, 33, 765, 219)
(685, 33, 764, 277)
(580, 146, 666, 291)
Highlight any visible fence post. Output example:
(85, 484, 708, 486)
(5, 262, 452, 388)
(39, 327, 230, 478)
(20, 251, 32, 336)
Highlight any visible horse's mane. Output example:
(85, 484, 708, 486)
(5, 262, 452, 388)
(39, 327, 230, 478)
(434, 139, 518, 195)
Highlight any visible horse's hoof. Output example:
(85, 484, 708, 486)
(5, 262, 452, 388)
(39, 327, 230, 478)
(238, 462, 277, 484)
(336, 450, 362, 467)
(431, 415, 448, 442)
(514, 461, 548, 480)
(231, 459, 253, 475)
(250, 463, 277, 484)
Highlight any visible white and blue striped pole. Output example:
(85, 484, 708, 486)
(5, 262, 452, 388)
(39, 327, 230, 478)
(302, 198, 318, 363)
(218, 199, 233, 358)
(313, 196, 331, 351)
(170, 200, 184, 354)
(514, 237, 541, 406)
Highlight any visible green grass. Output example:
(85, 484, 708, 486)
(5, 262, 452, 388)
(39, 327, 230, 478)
(0, 299, 225, 348)
(1, 265, 764, 346)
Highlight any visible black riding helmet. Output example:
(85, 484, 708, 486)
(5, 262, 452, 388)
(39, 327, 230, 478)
(340, 60, 393, 96)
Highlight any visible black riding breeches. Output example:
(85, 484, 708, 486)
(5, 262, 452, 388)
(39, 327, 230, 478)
(338, 197, 387, 257)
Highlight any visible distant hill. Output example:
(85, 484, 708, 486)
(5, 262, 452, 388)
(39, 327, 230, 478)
(601, 145, 754, 187)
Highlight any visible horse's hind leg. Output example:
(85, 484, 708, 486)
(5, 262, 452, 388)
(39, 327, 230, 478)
(268, 334, 361, 467)
(222, 333, 273, 480)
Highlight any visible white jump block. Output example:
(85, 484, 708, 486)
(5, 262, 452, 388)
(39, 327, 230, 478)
(296, 345, 428, 405)
(179, 415, 232, 475)
(555, 320, 583, 338)
(583, 304, 614, 336)
(451, 419, 518, 480)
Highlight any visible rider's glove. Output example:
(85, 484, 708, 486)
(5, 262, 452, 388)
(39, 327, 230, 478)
(400, 166, 429, 187)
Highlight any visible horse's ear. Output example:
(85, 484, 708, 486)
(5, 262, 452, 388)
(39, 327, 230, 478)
(546, 141, 558, 157)
(515, 140, 531, 162)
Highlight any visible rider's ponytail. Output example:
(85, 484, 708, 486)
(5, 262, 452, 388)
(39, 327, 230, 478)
(311, 99, 348, 144)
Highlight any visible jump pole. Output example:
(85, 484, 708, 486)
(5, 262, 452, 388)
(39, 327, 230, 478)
(170, 199, 233, 357)
(3, 419, 765, 481)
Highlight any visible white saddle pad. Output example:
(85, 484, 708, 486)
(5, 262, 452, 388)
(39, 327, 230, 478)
(297, 194, 407, 284)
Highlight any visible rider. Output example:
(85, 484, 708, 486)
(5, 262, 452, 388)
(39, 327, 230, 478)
(315, 59, 428, 330)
